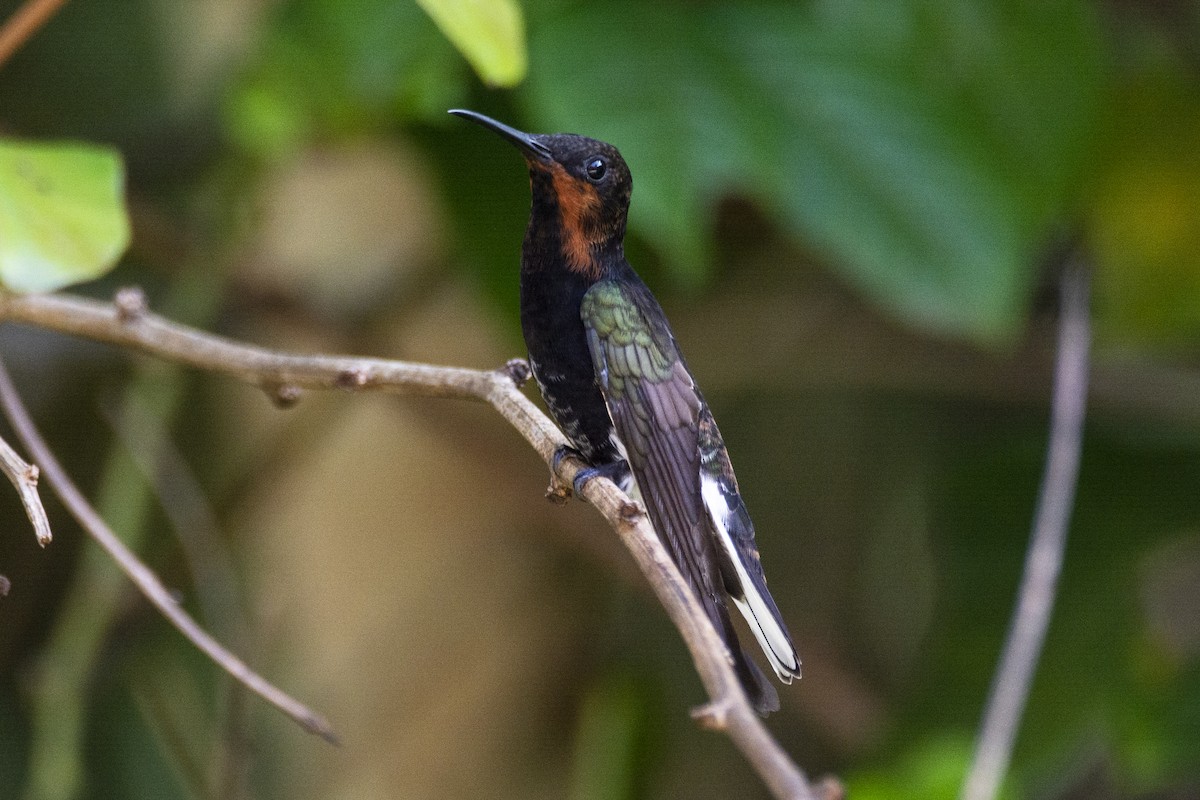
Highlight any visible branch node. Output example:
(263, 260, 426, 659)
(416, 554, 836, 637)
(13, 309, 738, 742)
(816, 776, 847, 800)
(502, 358, 532, 387)
(266, 383, 303, 409)
(618, 500, 644, 524)
(545, 481, 571, 505)
(0, 574, 10, 597)
(0, 355, 338, 744)
(113, 286, 148, 323)
(0, 429, 53, 546)
(335, 367, 370, 390)
(690, 697, 733, 731)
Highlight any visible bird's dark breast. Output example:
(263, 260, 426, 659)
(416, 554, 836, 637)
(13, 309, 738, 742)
(520, 257, 619, 466)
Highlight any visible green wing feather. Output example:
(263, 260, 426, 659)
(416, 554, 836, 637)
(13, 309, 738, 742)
(581, 279, 781, 713)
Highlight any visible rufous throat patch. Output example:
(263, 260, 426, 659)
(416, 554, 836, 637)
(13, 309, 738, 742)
(549, 163, 602, 277)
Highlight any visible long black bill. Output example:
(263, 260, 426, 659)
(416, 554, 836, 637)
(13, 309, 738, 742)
(449, 109, 552, 161)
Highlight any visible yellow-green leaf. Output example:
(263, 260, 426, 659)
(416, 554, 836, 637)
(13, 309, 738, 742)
(0, 140, 131, 293)
(415, 0, 527, 87)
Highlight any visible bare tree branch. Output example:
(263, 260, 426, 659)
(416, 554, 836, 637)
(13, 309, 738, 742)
(0, 424, 52, 546)
(0, 288, 828, 800)
(0, 0, 69, 69)
(959, 266, 1091, 800)
(0, 353, 339, 745)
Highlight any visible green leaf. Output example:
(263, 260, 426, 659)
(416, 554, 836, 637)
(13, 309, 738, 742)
(416, 0, 527, 87)
(0, 140, 130, 293)
(845, 735, 1018, 800)
(526, 0, 1105, 342)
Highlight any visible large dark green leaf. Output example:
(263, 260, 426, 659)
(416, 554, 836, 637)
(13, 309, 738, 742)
(525, 0, 1104, 341)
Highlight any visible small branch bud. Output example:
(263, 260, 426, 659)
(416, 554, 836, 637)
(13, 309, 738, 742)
(0, 428, 52, 546)
(113, 286, 148, 323)
(816, 777, 847, 800)
(690, 698, 733, 731)
(618, 501, 644, 524)
(267, 383, 303, 408)
(503, 358, 532, 387)
(335, 368, 370, 390)
(545, 482, 571, 505)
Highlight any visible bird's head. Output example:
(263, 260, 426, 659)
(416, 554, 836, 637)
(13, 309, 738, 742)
(450, 109, 632, 275)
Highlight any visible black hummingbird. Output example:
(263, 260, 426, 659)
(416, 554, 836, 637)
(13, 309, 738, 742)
(450, 109, 800, 713)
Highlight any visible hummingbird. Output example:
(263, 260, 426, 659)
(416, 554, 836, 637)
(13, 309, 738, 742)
(450, 109, 800, 714)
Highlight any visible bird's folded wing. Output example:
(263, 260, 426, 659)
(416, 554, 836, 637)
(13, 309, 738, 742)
(580, 281, 741, 628)
(582, 281, 799, 686)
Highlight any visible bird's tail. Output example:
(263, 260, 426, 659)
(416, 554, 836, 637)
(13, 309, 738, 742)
(623, 456, 788, 714)
(714, 601, 780, 715)
(701, 474, 802, 685)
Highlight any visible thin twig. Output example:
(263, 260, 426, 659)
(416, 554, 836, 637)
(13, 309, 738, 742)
(0, 289, 823, 800)
(0, 426, 52, 545)
(0, 354, 339, 745)
(102, 395, 257, 797)
(101, 396, 247, 637)
(959, 266, 1091, 800)
(0, 0, 69, 69)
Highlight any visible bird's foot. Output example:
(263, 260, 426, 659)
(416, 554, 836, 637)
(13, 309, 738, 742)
(548, 448, 631, 499)
(570, 459, 631, 497)
(551, 445, 583, 475)
(546, 445, 584, 504)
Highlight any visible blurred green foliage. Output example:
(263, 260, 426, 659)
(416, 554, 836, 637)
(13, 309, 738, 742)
(226, 0, 467, 154)
(527, 0, 1104, 341)
(0, 141, 129, 293)
(1090, 67, 1200, 348)
(0, 0, 1198, 799)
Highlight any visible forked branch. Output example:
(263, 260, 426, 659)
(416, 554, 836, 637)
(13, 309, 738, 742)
(0, 289, 829, 800)
(0, 356, 338, 744)
(0, 425, 52, 546)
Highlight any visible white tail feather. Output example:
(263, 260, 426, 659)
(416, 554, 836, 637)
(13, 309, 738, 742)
(701, 476, 800, 683)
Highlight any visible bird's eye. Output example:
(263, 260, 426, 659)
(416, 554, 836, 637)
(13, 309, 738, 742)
(585, 157, 607, 182)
